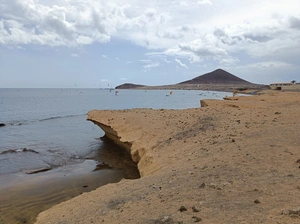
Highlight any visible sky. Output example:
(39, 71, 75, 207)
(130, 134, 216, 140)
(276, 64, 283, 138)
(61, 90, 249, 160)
(0, 0, 300, 88)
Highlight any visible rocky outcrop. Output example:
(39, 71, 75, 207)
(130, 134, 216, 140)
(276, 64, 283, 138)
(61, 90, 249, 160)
(91, 120, 133, 154)
(87, 109, 161, 177)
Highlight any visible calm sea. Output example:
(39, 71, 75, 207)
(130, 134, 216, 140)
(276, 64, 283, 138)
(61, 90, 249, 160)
(0, 88, 229, 223)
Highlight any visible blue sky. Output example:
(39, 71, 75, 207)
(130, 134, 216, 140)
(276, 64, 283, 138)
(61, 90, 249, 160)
(1, 0, 300, 88)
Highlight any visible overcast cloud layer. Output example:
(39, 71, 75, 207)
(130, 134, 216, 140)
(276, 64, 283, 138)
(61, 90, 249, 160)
(1, 0, 300, 87)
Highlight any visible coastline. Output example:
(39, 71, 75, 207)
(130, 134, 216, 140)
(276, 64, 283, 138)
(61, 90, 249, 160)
(116, 83, 268, 93)
(36, 91, 300, 223)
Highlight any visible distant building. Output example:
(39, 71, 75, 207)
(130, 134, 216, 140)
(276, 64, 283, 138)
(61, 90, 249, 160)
(270, 82, 300, 90)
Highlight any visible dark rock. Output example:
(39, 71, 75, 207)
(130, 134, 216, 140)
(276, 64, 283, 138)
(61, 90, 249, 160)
(199, 183, 205, 188)
(254, 199, 260, 204)
(192, 216, 202, 222)
(0, 123, 5, 127)
(296, 159, 300, 163)
(288, 207, 300, 217)
(179, 206, 187, 212)
(192, 206, 200, 212)
(25, 167, 52, 174)
(22, 148, 39, 153)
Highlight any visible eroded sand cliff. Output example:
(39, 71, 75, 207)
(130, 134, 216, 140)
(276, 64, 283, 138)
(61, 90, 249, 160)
(36, 91, 300, 224)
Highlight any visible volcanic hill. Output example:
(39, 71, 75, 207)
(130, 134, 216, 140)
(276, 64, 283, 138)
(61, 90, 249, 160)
(115, 68, 266, 91)
(178, 68, 252, 85)
(115, 83, 145, 89)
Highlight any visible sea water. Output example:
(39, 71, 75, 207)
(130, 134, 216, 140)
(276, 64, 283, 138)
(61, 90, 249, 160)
(0, 88, 229, 175)
(0, 88, 229, 223)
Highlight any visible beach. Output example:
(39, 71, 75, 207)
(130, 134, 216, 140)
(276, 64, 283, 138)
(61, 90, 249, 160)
(35, 91, 300, 223)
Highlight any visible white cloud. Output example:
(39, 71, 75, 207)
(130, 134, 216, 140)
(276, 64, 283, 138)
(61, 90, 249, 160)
(120, 77, 128, 80)
(197, 0, 212, 5)
(70, 53, 79, 57)
(220, 57, 239, 66)
(1, 0, 300, 86)
(139, 59, 152, 63)
(175, 58, 188, 69)
(102, 54, 109, 59)
(161, 36, 230, 63)
(76, 36, 94, 45)
(164, 58, 172, 63)
(144, 62, 160, 69)
(180, 1, 190, 7)
(115, 57, 120, 60)
(244, 61, 292, 69)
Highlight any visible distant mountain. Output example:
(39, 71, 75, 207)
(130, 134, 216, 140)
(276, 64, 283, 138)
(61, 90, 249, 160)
(178, 68, 253, 85)
(115, 69, 262, 91)
(115, 83, 145, 89)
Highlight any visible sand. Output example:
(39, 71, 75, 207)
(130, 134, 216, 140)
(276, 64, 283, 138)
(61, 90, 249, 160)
(35, 91, 300, 224)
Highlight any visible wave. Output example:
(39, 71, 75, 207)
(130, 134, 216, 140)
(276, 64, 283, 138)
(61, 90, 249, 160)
(39, 114, 86, 122)
(0, 148, 39, 155)
(6, 121, 26, 126)
(3, 114, 87, 127)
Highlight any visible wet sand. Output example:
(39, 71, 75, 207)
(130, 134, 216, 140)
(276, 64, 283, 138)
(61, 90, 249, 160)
(35, 91, 300, 223)
(0, 139, 139, 224)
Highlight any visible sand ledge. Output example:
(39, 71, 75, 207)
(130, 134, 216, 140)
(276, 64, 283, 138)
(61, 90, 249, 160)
(36, 91, 300, 224)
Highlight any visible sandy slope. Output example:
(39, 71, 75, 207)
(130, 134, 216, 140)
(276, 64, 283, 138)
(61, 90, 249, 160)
(36, 91, 300, 224)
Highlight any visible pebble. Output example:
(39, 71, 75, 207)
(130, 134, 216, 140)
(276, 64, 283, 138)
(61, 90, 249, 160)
(199, 183, 205, 188)
(179, 206, 187, 212)
(192, 216, 202, 222)
(192, 206, 200, 212)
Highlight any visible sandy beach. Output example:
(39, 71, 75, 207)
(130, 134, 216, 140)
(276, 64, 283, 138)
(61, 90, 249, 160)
(35, 91, 300, 224)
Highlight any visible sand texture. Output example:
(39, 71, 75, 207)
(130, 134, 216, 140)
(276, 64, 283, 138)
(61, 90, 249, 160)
(36, 91, 300, 224)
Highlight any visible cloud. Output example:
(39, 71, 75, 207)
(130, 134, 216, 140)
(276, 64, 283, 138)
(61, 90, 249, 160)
(197, 0, 212, 5)
(175, 58, 188, 69)
(161, 36, 229, 63)
(220, 57, 239, 66)
(76, 36, 94, 45)
(102, 54, 109, 59)
(1, 0, 300, 87)
(120, 77, 128, 81)
(70, 53, 79, 57)
(115, 57, 120, 60)
(144, 62, 160, 69)
(289, 16, 300, 30)
(179, 1, 190, 7)
(139, 59, 152, 63)
(244, 61, 292, 69)
(1, 0, 299, 56)
(100, 79, 111, 82)
(139, 59, 160, 69)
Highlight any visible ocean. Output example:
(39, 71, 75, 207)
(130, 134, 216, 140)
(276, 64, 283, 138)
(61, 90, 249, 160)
(0, 88, 229, 223)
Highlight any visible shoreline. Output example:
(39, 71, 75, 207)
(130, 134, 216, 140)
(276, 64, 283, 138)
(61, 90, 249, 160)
(36, 91, 300, 223)
(116, 83, 269, 93)
(0, 138, 139, 224)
